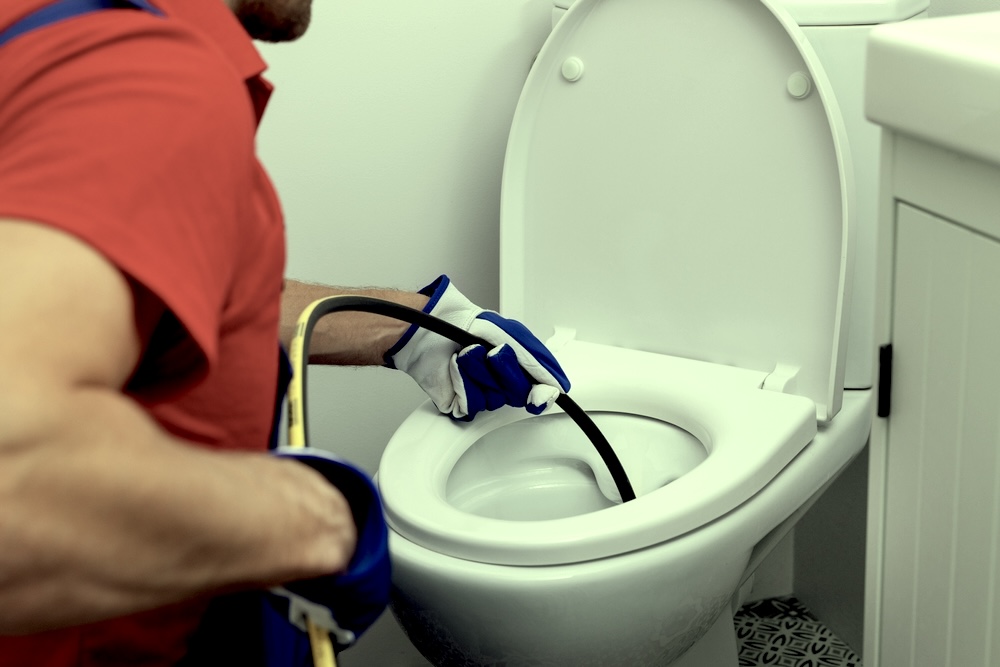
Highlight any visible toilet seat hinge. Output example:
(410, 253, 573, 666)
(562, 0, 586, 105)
(762, 363, 800, 395)
(546, 326, 577, 352)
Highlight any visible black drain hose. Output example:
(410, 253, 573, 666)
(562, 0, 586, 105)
(290, 296, 636, 504)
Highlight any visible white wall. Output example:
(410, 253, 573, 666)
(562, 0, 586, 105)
(255, 1, 1000, 664)
(255, 2, 551, 663)
(257, 0, 554, 476)
(257, 0, 1000, 474)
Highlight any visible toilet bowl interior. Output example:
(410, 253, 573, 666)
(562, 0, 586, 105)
(446, 411, 707, 521)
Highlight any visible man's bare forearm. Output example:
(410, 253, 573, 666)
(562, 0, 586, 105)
(0, 383, 355, 634)
(280, 279, 429, 366)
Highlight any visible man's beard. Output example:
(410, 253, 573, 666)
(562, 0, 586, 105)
(233, 0, 311, 42)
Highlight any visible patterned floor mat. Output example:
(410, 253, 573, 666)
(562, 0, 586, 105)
(734, 596, 863, 667)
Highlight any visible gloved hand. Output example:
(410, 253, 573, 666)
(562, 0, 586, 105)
(266, 447, 391, 653)
(385, 275, 570, 421)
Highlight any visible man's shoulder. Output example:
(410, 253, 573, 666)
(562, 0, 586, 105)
(1, 0, 250, 88)
(0, 3, 257, 148)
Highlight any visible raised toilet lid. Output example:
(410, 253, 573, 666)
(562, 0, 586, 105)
(500, 0, 853, 420)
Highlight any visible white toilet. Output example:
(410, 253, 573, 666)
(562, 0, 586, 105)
(377, 0, 926, 664)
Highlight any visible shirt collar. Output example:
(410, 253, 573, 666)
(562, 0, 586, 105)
(158, 0, 273, 123)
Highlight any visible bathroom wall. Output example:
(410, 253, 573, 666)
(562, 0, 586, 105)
(257, 0, 553, 475)
(254, 0, 1000, 664)
(255, 2, 552, 663)
(257, 0, 1000, 483)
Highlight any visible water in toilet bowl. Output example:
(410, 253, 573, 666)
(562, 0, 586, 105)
(445, 412, 706, 521)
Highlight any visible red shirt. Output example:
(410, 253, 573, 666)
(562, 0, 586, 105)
(0, 0, 286, 663)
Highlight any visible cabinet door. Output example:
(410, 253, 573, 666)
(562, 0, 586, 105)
(880, 203, 1000, 667)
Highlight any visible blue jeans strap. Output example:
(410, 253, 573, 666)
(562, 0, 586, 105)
(0, 0, 163, 48)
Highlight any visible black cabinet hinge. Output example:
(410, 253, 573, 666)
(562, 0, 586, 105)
(877, 344, 893, 418)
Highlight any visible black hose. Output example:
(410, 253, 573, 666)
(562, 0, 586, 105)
(295, 296, 637, 503)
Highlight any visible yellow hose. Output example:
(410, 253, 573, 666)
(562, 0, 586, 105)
(286, 299, 338, 667)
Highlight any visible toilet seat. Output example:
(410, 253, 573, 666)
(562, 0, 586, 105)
(379, 341, 817, 567)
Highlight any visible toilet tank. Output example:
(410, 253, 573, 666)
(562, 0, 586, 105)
(776, 0, 926, 25)
(552, 0, 926, 24)
(789, 0, 927, 390)
(548, 0, 928, 390)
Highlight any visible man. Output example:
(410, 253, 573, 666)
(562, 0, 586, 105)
(0, 0, 567, 664)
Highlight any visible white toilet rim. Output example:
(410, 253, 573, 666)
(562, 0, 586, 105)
(377, 344, 819, 566)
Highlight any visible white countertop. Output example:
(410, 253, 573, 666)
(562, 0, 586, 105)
(866, 11, 1000, 167)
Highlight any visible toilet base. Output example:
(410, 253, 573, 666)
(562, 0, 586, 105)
(670, 608, 739, 666)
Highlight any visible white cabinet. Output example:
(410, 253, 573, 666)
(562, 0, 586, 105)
(864, 13, 1000, 667)
(873, 200, 1000, 667)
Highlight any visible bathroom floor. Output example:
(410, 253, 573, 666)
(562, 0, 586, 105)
(734, 596, 862, 667)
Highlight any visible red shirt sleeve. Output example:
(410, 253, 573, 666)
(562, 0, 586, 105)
(0, 5, 286, 664)
(0, 6, 262, 389)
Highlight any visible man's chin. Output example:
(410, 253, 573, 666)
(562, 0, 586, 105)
(235, 2, 311, 43)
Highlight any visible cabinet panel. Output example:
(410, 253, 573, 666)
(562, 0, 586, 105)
(881, 204, 1000, 667)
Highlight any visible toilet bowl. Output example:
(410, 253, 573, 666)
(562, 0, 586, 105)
(384, 390, 873, 667)
(381, 342, 820, 567)
(376, 0, 920, 663)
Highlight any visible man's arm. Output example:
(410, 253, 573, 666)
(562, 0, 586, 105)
(280, 279, 429, 366)
(0, 220, 356, 634)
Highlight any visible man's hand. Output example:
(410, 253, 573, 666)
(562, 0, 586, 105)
(386, 276, 570, 420)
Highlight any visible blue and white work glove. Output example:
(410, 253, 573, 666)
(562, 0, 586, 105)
(385, 275, 571, 421)
(266, 448, 391, 654)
